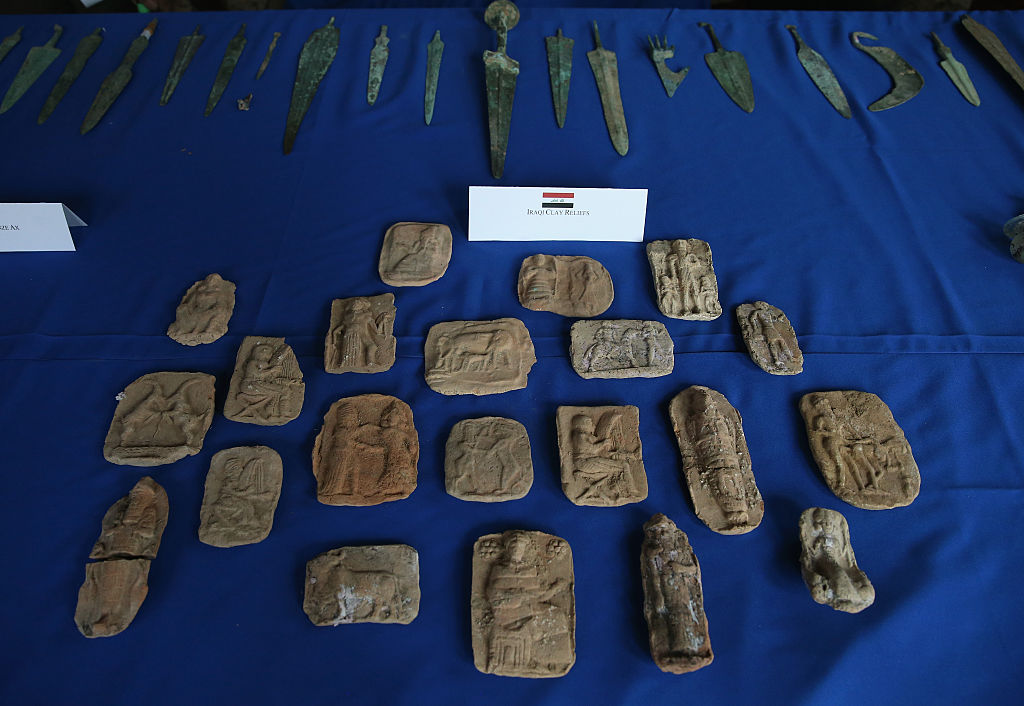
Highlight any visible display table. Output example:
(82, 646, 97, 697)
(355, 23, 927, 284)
(0, 7, 1021, 704)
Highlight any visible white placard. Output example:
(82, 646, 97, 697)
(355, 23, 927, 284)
(468, 186, 647, 242)
(0, 203, 86, 252)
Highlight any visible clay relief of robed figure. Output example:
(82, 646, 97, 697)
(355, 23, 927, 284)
(736, 301, 803, 375)
(224, 336, 304, 425)
(325, 294, 397, 374)
(647, 239, 722, 320)
(556, 405, 648, 506)
(517, 254, 614, 317)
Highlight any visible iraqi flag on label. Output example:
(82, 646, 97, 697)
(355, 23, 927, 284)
(542, 192, 574, 208)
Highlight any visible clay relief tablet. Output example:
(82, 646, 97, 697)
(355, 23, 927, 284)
(90, 477, 169, 560)
(736, 301, 803, 375)
(799, 391, 920, 510)
(198, 446, 283, 548)
(303, 544, 420, 625)
(74, 558, 151, 638)
(517, 254, 614, 317)
(166, 273, 236, 345)
(640, 514, 713, 674)
(311, 394, 418, 506)
(379, 221, 453, 286)
(647, 239, 722, 320)
(569, 319, 673, 379)
(471, 530, 575, 678)
(324, 294, 397, 374)
(669, 386, 764, 534)
(445, 417, 533, 502)
(224, 336, 304, 425)
(556, 405, 648, 506)
(799, 508, 875, 613)
(103, 372, 216, 467)
(424, 318, 536, 395)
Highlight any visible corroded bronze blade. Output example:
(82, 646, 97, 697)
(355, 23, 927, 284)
(932, 31, 979, 107)
(545, 28, 573, 127)
(160, 26, 204, 106)
(786, 24, 850, 119)
(424, 30, 443, 125)
(1, 25, 62, 114)
(38, 27, 102, 124)
(205, 23, 246, 117)
(0, 26, 23, 66)
(81, 20, 157, 136)
(587, 21, 628, 156)
(483, 1, 521, 179)
(700, 22, 753, 113)
(850, 31, 923, 112)
(961, 15, 1024, 96)
(647, 34, 688, 98)
(367, 25, 389, 106)
(256, 31, 280, 80)
(283, 17, 339, 155)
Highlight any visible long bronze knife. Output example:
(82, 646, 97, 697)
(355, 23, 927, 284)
(1, 25, 63, 114)
(424, 30, 443, 125)
(205, 23, 246, 116)
(587, 21, 628, 156)
(255, 31, 280, 80)
(160, 26, 204, 106)
(786, 24, 850, 119)
(545, 28, 573, 127)
(961, 14, 1024, 96)
(283, 17, 339, 155)
(483, 0, 520, 179)
(367, 25, 389, 106)
(81, 20, 157, 135)
(38, 27, 103, 124)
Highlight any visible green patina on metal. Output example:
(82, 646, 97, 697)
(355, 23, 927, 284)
(367, 25, 390, 106)
(38, 27, 102, 125)
(587, 21, 628, 156)
(700, 22, 754, 113)
(81, 20, 157, 136)
(424, 30, 443, 125)
(256, 31, 280, 80)
(545, 28, 573, 128)
(283, 17, 339, 155)
(1, 25, 63, 114)
(850, 31, 923, 112)
(961, 15, 1024, 95)
(931, 31, 979, 107)
(0, 26, 23, 66)
(205, 23, 247, 117)
(483, 0, 520, 179)
(786, 24, 850, 119)
(160, 26, 204, 106)
(647, 35, 688, 99)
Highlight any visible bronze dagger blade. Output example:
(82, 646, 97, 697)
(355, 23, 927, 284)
(1, 24, 63, 114)
(283, 17, 339, 155)
(38, 27, 103, 124)
(205, 23, 246, 117)
(961, 15, 1024, 96)
(587, 21, 628, 156)
(81, 20, 157, 135)
(483, 1, 521, 179)
(545, 28, 573, 127)
(160, 26, 204, 106)
(424, 30, 443, 125)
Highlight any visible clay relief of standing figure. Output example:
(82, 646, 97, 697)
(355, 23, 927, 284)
(799, 508, 874, 613)
(334, 300, 389, 369)
(689, 392, 750, 526)
(234, 343, 297, 420)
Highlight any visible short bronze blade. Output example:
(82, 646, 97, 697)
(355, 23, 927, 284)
(283, 17, 339, 155)
(700, 22, 754, 113)
(931, 31, 979, 107)
(160, 26, 204, 106)
(545, 28, 573, 127)
(424, 30, 443, 125)
(205, 23, 246, 117)
(587, 21, 628, 156)
(850, 31, 923, 112)
(256, 31, 280, 80)
(786, 24, 850, 119)
(961, 14, 1024, 96)
(0, 26, 23, 66)
(1, 24, 63, 114)
(38, 27, 103, 124)
(367, 25, 389, 106)
(81, 20, 157, 136)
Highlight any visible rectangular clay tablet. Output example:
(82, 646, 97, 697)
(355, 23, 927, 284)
(198, 446, 283, 547)
(74, 558, 151, 638)
(224, 336, 305, 425)
(646, 239, 722, 320)
(303, 544, 420, 625)
(324, 294, 397, 374)
(445, 417, 533, 502)
(424, 318, 536, 395)
(556, 405, 648, 506)
(569, 320, 673, 379)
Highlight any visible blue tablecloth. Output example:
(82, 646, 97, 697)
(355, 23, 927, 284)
(0, 7, 1022, 705)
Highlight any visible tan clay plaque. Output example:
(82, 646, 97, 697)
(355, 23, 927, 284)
(736, 301, 803, 375)
(424, 318, 536, 395)
(223, 336, 304, 425)
(166, 273, 236, 345)
(311, 394, 418, 506)
(379, 221, 453, 286)
(445, 417, 533, 502)
(74, 558, 151, 638)
(303, 544, 420, 625)
(569, 319, 673, 379)
(669, 386, 764, 534)
(641, 514, 713, 674)
(198, 446, 283, 548)
(103, 372, 216, 467)
(517, 254, 614, 317)
(799, 507, 875, 613)
(556, 405, 648, 506)
(471, 530, 575, 678)
(647, 239, 722, 320)
(90, 476, 169, 560)
(799, 391, 920, 510)
(324, 294, 397, 374)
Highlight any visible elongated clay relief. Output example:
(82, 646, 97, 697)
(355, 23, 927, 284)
(166, 273, 236, 345)
(445, 417, 532, 501)
(646, 239, 722, 320)
(379, 222, 452, 286)
(517, 254, 613, 317)
(424, 318, 536, 395)
(90, 476, 168, 560)
(198, 446, 283, 548)
(736, 301, 803, 375)
(556, 405, 648, 506)
(224, 336, 304, 425)
(569, 319, 673, 379)
(799, 507, 874, 613)
(324, 294, 396, 374)
(304, 544, 420, 625)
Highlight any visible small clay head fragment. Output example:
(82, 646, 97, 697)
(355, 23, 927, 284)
(167, 273, 236, 346)
(379, 222, 453, 286)
(517, 254, 614, 317)
(90, 476, 169, 560)
(798, 507, 874, 613)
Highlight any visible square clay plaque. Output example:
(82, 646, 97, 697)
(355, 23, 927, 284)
(556, 405, 648, 506)
(198, 446, 283, 548)
(445, 417, 533, 502)
(378, 222, 453, 286)
(303, 544, 420, 625)
(646, 239, 722, 320)
(223, 336, 305, 425)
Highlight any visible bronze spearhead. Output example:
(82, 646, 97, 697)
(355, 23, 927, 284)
(284, 17, 339, 155)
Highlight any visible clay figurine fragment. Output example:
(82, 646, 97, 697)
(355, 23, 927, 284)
(378, 222, 453, 286)
(224, 336, 304, 425)
(103, 372, 216, 467)
(324, 294, 396, 374)
(312, 394, 418, 506)
(424, 318, 536, 395)
(517, 254, 613, 317)
(669, 386, 763, 534)
(90, 476, 168, 560)
(799, 391, 920, 510)
(75, 558, 150, 638)
(799, 507, 874, 613)
(647, 239, 722, 320)
(736, 301, 803, 375)
(569, 319, 673, 379)
(304, 544, 420, 625)
(471, 530, 575, 677)
(641, 514, 713, 673)
(557, 405, 648, 506)
(166, 273, 236, 346)
(445, 417, 532, 502)
(199, 446, 283, 548)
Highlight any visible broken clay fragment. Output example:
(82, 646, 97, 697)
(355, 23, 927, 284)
(569, 319, 673, 379)
(424, 318, 536, 395)
(166, 273, 236, 345)
(379, 221, 453, 286)
(646, 239, 722, 320)
(224, 336, 304, 426)
(90, 476, 168, 560)
(445, 417, 533, 502)
(736, 301, 803, 375)
(471, 530, 575, 678)
(799, 507, 874, 613)
(198, 446, 283, 548)
(556, 405, 648, 506)
(324, 294, 397, 374)
(74, 558, 151, 638)
(303, 544, 420, 625)
(517, 254, 613, 317)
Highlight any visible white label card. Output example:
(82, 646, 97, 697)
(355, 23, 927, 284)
(468, 186, 648, 242)
(0, 203, 86, 252)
